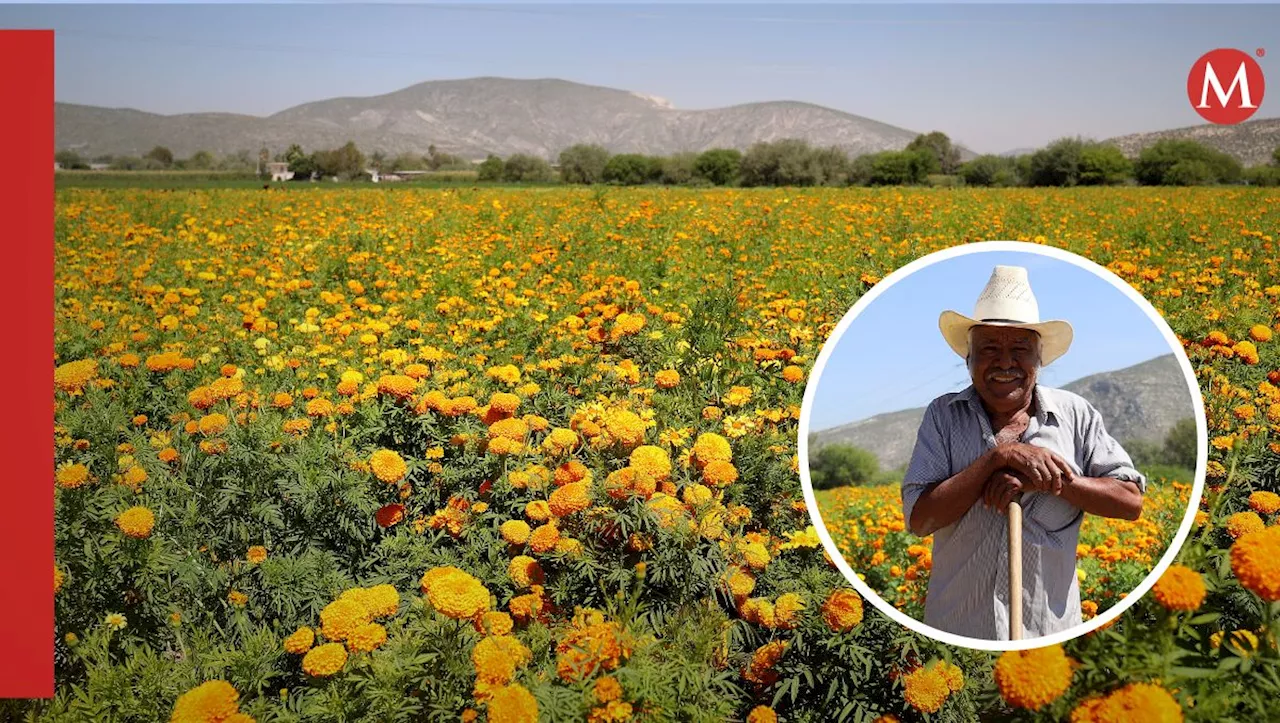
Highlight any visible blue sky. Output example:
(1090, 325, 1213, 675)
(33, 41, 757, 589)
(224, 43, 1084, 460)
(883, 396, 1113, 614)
(1, 3, 1276, 152)
(808, 250, 1176, 431)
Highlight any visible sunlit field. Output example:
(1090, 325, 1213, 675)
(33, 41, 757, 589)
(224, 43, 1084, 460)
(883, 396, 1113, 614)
(29, 187, 1280, 722)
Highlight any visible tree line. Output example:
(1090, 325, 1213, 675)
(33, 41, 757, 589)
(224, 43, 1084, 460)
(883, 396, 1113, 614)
(56, 131, 1280, 187)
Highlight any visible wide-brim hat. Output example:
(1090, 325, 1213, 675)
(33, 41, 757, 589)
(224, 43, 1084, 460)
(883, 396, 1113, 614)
(938, 265, 1073, 366)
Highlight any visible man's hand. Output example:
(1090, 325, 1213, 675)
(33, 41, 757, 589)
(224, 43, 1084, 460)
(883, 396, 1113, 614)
(994, 443, 1074, 495)
(984, 469, 1026, 513)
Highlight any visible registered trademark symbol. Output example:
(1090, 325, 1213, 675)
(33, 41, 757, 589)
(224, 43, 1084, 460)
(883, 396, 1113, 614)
(1258, 48, 1266, 58)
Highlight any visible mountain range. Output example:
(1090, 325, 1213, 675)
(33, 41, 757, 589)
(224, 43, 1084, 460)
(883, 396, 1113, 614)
(55, 76, 1280, 164)
(810, 354, 1195, 473)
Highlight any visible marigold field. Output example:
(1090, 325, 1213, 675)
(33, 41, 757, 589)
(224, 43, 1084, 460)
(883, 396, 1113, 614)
(23, 187, 1280, 723)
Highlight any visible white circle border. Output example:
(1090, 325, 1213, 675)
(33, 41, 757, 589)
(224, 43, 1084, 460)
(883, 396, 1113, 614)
(797, 240, 1208, 652)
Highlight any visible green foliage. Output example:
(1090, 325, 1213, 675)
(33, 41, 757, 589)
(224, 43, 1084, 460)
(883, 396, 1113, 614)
(602, 154, 661, 185)
(1244, 165, 1280, 187)
(558, 144, 611, 184)
(1078, 144, 1133, 186)
(1134, 140, 1243, 186)
(809, 443, 880, 490)
(1027, 137, 1088, 187)
(313, 141, 366, 180)
(905, 131, 961, 175)
(476, 154, 504, 181)
(144, 146, 174, 168)
(694, 148, 742, 186)
(1162, 417, 1198, 471)
(502, 154, 555, 183)
(425, 144, 469, 171)
(864, 150, 934, 186)
(658, 152, 700, 186)
(958, 155, 1020, 187)
(740, 139, 848, 187)
(55, 150, 89, 170)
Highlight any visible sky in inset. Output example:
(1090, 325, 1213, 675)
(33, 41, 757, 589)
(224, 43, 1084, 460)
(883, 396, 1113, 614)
(1, 2, 1275, 152)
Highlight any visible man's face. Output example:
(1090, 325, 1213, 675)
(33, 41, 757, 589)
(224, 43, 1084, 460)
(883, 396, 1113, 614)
(967, 326, 1041, 412)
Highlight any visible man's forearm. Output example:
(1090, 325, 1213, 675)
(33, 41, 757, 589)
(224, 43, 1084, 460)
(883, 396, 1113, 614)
(1058, 476, 1143, 520)
(908, 448, 1003, 536)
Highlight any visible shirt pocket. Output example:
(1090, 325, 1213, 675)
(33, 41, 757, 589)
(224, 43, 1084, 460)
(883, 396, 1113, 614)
(1025, 493, 1083, 539)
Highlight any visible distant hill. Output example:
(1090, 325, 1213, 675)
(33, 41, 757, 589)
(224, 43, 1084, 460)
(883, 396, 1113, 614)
(811, 354, 1194, 472)
(55, 77, 974, 162)
(1105, 117, 1280, 166)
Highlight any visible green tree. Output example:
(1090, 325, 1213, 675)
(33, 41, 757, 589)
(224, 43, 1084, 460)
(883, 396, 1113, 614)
(659, 152, 699, 185)
(313, 141, 365, 180)
(502, 154, 554, 183)
(1273, 145, 1280, 166)
(1161, 418, 1198, 471)
(1245, 165, 1280, 186)
(603, 154, 660, 185)
(284, 144, 316, 178)
(186, 150, 215, 170)
(739, 139, 827, 187)
(54, 150, 86, 169)
(693, 148, 742, 186)
(809, 443, 880, 490)
(959, 155, 1019, 187)
(389, 153, 427, 172)
(144, 146, 174, 168)
(1027, 137, 1086, 186)
(558, 144, 611, 184)
(477, 154, 504, 181)
(1078, 144, 1132, 185)
(426, 145, 467, 171)
(866, 150, 932, 185)
(369, 151, 386, 172)
(813, 145, 852, 186)
(905, 131, 961, 174)
(1134, 139, 1242, 186)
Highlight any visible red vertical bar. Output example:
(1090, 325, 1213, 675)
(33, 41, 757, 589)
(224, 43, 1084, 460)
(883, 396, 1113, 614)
(0, 29, 54, 698)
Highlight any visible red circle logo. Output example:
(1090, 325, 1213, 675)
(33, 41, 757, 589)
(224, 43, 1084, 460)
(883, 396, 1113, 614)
(1187, 48, 1266, 124)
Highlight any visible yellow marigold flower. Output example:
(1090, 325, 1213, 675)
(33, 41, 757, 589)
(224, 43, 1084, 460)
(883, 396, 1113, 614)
(822, 589, 864, 632)
(54, 359, 98, 393)
(903, 664, 951, 714)
(346, 622, 388, 653)
(702, 460, 739, 487)
(1234, 340, 1260, 365)
(169, 679, 240, 723)
(489, 392, 520, 415)
(1249, 491, 1280, 515)
(741, 541, 770, 570)
(488, 417, 528, 441)
(56, 462, 92, 489)
(320, 598, 371, 642)
(1250, 324, 1273, 342)
(724, 566, 756, 599)
(228, 590, 248, 607)
(690, 433, 732, 469)
(376, 374, 418, 400)
(549, 481, 592, 517)
(529, 523, 561, 553)
(603, 409, 646, 447)
(655, 369, 680, 389)
(556, 618, 633, 682)
(104, 612, 127, 630)
(995, 645, 1073, 710)
(283, 626, 315, 654)
(305, 397, 335, 417)
(477, 611, 514, 637)
(501, 520, 532, 545)
(272, 392, 293, 409)
(370, 449, 408, 483)
(485, 684, 538, 723)
(722, 385, 752, 407)
(1211, 629, 1259, 656)
(740, 598, 776, 628)
(782, 365, 805, 383)
(1231, 526, 1280, 601)
(1226, 511, 1265, 539)
(541, 427, 579, 457)
(115, 506, 156, 539)
(525, 500, 552, 522)
(683, 484, 713, 506)
(472, 635, 533, 685)
(746, 706, 778, 723)
(301, 642, 348, 678)
(121, 465, 148, 491)
(508, 555, 544, 589)
(1152, 564, 1206, 611)
(420, 566, 491, 619)
(54, 564, 65, 593)
(774, 592, 805, 629)
(629, 445, 672, 481)
(246, 546, 267, 564)
(609, 312, 645, 340)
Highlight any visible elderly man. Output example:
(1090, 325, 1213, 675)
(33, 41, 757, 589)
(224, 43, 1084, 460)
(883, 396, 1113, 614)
(902, 265, 1145, 640)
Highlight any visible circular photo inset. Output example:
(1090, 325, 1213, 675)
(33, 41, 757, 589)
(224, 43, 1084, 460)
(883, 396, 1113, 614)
(798, 241, 1206, 650)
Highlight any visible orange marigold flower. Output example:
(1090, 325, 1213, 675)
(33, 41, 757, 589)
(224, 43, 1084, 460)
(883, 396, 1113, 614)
(594, 676, 623, 703)
(54, 564, 65, 593)
(1231, 526, 1280, 601)
(782, 365, 805, 383)
(690, 433, 732, 469)
(370, 449, 408, 483)
(56, 462, 92, 489)
(525, 500, 552, 522)
(301, 642, 348, 678)
(603, 409, 646, 447)
(508, 555, 544, 589)
(485, 684, 538, 723)
(488, 417, 528, 441)
(1070, 682, 1182, 723)
(420, 566, 491, 619)
(197, 413, 229, 436)
(376, 374, 418, 400)
(774, 592, 805, 629)
(654, 369, 680, 389)
(1234, 340, 1260, 365)
(246, 546, 267, 564)
(169, 680, 241, 723)
(500, 520, 531, 545)
(1250, 324, 1273, 343)
(822, 589, 864, 632)
(115, 506, 155, 539)
(746, 706, 778, 723)
(472, 635, 533, 685)
(702, 460, 739, 487)
(476, 611, 514, 637)
(54, 359, 98, 394)
(629, 445, 671, 481)
(529, 523, 561, 553)
(541, 428, 580, 457)
(320, 598, 370, 641)
(1152, 564, 1206, 611)
(995, 645, 1073, 710)
(283, 626, 315, 654)
(1248, 491, 1280, 515)
(375, 503, 406, 528)
(903, 664, 951, 714)
(1226, 511, 1265, 539)
(549, 481, 592, 517)
(346, 622, 388, 653)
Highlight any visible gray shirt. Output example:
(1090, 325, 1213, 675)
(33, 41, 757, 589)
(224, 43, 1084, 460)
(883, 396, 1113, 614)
(901, 384, 1146, 640)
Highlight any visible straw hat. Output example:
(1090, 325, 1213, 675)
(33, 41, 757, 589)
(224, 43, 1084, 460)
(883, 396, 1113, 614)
(938, 265, 1073, 366)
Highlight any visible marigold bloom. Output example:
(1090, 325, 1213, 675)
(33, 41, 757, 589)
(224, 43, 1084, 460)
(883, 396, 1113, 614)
(197, 413, 229, 436)
(56, 462, 92, 489)
(702, 460, 739, 487)
(654, 369, 680, 389)
(594, 676, 623, 703)
(525, 500, 552, 522)
(549, 481, 592, 517)
(376, 503, 407, 528)
(1152, 565, 1206, 611)
(690, 433, 732, 469)
(742, 640, 787, 686)
(542, 428, 580, 457)
(54, 564, 65, 593)
(1248, 491, 1280, 515)
(740, 541, 770, 570)
(501, 519, 532, 545)
(603, 409, 645, 447)
(782, 365, 805, 383)
(367, 449, 407, 483)
(115, 506, 156, 539)
(246, 545, 267, 564)
(283, 626, 315, 654)
(485, 684, 538, 723)
(1226, 511, 1265, 539)
(1070, 682, 1182, 723)
(420, 566, 491, 619)
(346, 622, 388, 653)
(629, 445, 672, 480)
(477, 611, 514, 637)
(557, 619, 632, 682)
(302, 642, 348, 677)
(1231, 526, 1280, 601)
(903, 664, 951, 714)
(508, 555, 544, 589)
(376, 374, 418, 400)
(169, 680, 240, 723)
(822, 589, 864, 632)
(995, 645, 1073, 710)
(1250, 324, 1273, 343)
(774, 592, 805, 629)
(54, 359, 98, 393)
(529, 523, 561, 553)
(472, 635, 533, 684)
(746, 706, 777, 723)
(320, 598, 370, 641)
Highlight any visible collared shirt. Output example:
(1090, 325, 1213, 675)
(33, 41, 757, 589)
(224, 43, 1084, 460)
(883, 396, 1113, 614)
(901, 384, 1146, 640)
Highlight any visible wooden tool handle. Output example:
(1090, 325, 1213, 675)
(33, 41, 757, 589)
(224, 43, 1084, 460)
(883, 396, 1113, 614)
(1009, 499, 1023, 641)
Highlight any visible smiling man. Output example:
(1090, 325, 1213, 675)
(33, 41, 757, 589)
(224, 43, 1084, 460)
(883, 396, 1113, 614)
(901, 265, 1145, 641)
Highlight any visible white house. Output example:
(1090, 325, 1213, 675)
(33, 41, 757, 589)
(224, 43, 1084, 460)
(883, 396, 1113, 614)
(265, 161, 294, 182)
